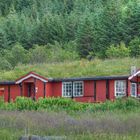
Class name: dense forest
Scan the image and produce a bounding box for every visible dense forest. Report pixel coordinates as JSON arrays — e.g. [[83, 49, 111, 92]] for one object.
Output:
[[0, 0, 140, 70]]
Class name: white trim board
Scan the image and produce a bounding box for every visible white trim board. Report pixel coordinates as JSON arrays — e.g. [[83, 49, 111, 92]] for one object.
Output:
[[129, 70, 140, 80], [16, 74, 48, 84]]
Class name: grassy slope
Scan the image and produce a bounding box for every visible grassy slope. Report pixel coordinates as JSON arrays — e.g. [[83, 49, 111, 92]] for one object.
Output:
[[0, 57, 140, 81]]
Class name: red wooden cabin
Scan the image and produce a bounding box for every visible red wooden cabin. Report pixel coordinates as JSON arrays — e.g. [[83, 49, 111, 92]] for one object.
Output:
[[0, 69, 140, 103]]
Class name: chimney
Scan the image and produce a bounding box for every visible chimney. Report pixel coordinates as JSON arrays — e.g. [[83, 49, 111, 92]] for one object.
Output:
[[131, 66, 136, 75]]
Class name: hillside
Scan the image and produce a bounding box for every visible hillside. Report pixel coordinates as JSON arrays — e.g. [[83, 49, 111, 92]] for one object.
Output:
[[0, 57, 140, 81], [0, 0, 140, 71]]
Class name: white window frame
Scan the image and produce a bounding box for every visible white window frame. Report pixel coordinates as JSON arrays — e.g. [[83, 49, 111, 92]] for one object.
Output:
[[73, 81, 84, 97], [62, 81, 84, 97], [115, 80, 126, 97], [62, 82, 73, 97], [131, 83, 137, 97]]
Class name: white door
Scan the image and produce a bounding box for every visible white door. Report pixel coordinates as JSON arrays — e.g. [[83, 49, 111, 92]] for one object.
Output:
[[131, 83, 137, 97]]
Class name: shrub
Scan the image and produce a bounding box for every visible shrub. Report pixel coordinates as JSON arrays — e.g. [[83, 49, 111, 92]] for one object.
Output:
[[15, 97, 36, 110], [46, 41, 80, 62], [106, 42, 131, 58], [4, 43, 29, 67], [0, 97, 4, 108], [0, 97, 140, 112], [128, 37, 140, 57], [29, 45, 48, 64], [0, 57, 12, 70]]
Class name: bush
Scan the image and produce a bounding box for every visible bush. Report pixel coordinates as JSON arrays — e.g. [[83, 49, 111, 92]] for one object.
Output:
[[106, 42, 131, 58], [29, 45, 48, 64], [0, 57, 12, 70], [0, 97, 140, 112], [4, 43, 29, 68], [15, 97, 36, 110], [128, 37, 140, 57], [46, 41, 80, 62]]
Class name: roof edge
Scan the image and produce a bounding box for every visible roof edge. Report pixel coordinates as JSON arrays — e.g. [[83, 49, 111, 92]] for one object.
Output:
[[49, 75, 129, 82], [0, 81, 15, 85], [0, 75, 130, 84], [15, 72, 49, 84], [129, 70, 140, 80]]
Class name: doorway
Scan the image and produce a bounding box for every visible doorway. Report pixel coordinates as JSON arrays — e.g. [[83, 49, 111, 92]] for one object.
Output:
[[25, 83, 35, 99]]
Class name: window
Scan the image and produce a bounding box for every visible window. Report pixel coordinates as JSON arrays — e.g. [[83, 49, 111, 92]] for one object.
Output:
[[115, 80, 126, 97], [131, 83, 137, 97], [73, 81, 83, 97], [62, 82, 72, 97], [62, 81, 84, 97]]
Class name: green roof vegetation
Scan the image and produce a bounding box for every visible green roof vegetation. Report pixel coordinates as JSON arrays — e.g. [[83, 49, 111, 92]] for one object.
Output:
[[0, 57, 140, 81]]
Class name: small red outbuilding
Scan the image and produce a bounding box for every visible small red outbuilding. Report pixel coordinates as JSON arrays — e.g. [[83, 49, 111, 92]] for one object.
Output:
[[0, 70, 140, 103]]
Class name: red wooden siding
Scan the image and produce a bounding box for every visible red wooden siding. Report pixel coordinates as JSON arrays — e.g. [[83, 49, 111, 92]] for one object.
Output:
[[46, 82, 52, 97], [109, 80, 115, 100], [4, 85, 20, 102], [10, 85, 20, 101], [138, 77, 140, 96], [0, 86, 4, 97], [74, 81, 94, 102], [35, 79, 44, 99], [96, 80, 106, 102], [127, 80, 131, 96], [84, 81, 94, 97], [52, 82, 62, 97]]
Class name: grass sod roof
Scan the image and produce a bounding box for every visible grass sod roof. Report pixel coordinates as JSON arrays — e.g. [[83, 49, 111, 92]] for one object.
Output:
[[0, 57, 140, 81]]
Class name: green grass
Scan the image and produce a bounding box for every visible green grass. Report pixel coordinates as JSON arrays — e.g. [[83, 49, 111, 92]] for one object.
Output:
[[0, 57, 140, 81], [0, 110, 140, 140], [0, 130, 140, 140]]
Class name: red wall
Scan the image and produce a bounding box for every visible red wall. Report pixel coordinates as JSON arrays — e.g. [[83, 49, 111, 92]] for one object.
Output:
[[0, 86, 4, 97], [35, 79, 44, 99], [108, 79, 131, 100], [52, 82, 62, 97], [128, 81, 131, 96], [46, 82, 53, 97], [74, 81, 94, 103], [109, 80, 115, 100], [3, 86, 7, 102], [10, 85, 20, 101], [4, 85, 20, 102], [84, 81, 94, 97], [96, 80, 106, 102], [138, 77, 140, 95], [0, 77, 133, 103]]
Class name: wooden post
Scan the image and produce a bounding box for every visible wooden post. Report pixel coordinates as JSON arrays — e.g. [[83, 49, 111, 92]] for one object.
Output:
[[71, 81, 74, 99], [44, 82, 46, 98], [94, 81, 96, 101], [34, 78, 36, 101], [19, 83, 23, 96], [8, 85, 10, 103], [137, 76, 139, 96], [126, 79, 129, 97], [106, 80, 109, 99]]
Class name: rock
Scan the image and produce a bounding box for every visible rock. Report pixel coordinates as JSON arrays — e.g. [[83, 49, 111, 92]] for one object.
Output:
[[30, 135, 42, 140], [19, 135, 66, 140], [19, 135, 41, 140], [42, 136, 66, 140], [19, 136, 29, 140]]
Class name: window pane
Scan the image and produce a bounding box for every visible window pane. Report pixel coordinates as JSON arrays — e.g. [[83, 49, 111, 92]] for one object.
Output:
[[115, 80, 126, 97], [63, 82, 72, 97], [131, 83, 137, 97], [73, 81, 83, 96]]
